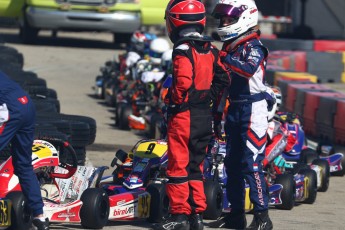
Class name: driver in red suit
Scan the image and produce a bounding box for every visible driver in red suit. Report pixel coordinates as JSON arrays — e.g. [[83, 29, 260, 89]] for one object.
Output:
[[153, 1, 230, 230]]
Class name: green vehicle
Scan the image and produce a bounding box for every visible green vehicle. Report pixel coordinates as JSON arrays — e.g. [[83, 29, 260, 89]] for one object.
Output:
[[0, 0, 169, 44]]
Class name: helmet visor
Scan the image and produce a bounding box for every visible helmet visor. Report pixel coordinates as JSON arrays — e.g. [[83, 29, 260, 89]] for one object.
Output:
[[149, 50, 163, 59], [211, 4, 246, 19]]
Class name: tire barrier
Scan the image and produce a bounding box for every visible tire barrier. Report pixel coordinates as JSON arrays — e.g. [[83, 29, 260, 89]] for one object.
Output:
[[303, 91, 345, 137], [285, 83, 332, 113], [273, 72, 318, 86], [314, 40, 345, 52], [0, 44, 96, 165]]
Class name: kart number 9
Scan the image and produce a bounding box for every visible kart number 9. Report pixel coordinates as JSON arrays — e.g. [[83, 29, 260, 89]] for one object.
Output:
[[145, 143, 156, 155], [32, 144, 46, 152]]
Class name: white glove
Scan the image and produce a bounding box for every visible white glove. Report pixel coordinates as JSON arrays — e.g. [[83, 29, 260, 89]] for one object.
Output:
[[0, 103, 9, 124]]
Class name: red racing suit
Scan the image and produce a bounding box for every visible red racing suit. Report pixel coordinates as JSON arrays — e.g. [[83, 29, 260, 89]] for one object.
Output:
[[165, 37, 230, 215]]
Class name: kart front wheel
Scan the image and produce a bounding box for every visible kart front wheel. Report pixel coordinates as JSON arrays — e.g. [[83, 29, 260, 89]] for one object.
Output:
[[146, 183, 169, 223], [275, 174, 295, 210], [312, 159, 330, 192], [6, 191, 32, 230], [80, 188, 110, 229], [203, 180, 223, 220], [299, 168, 317, 204]]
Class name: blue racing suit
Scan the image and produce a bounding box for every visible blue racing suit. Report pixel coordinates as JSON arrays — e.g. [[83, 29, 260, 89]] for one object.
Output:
[[217, 30, 270, 212], [0, 71, 44, 216]]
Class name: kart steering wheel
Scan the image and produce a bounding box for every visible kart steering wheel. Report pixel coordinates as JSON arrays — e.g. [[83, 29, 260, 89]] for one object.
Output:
[[42, 138, 78, 179]]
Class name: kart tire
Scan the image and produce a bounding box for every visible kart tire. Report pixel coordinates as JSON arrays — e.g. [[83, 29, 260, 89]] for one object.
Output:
[[119, 104, 132, 130], [331, 156, 345, 177], [115, 102, 126, 126], [203, 180, 223, 220], [6, 191, 32, 230], [80, 188, 110, 229], [275, 174, 295, 210], [312, 159, 330, 192], [146, 183, 169, 223], [300, 148, 319, 164], [113, 33, 132, 45], [299, 168, 317, 204], [148, 114, 162, 139]]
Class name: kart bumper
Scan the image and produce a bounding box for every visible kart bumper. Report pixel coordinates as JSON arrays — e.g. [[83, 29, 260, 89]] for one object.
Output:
[[25, 6, 141, 33]]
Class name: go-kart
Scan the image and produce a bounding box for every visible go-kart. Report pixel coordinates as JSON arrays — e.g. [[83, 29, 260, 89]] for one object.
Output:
[[204, 133, 318, 214], [316, 142, 345, 176], [100, 139, 169, 223], [0, 138, 110, 230], [279, 111, 344, 177], [100, 138, 224, 223]]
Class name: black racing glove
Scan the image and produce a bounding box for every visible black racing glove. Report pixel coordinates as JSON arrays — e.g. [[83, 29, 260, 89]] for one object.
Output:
[[213, 113, 224, 141], [167, 103, 182, 117]]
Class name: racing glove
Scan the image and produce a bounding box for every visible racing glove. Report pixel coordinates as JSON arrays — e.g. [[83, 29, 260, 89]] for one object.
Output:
[[166, 103, 184, 120], [213, 112, 224, 141], [273, 155, 286, 168]]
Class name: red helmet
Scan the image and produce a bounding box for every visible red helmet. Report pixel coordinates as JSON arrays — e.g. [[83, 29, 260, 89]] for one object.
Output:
[[165, 0, 206, 43]]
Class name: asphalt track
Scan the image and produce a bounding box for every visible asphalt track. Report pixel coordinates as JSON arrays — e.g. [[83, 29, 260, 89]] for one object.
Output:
[[1, 28, 345, 230]]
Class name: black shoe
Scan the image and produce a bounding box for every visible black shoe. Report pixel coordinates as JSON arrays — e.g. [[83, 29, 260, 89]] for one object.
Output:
[[152, 214, 190, 230], [32, 218, 49, 230], [190, 213, 204, 230], [208, 211, 247, 229], [246, 211, 273, 230]]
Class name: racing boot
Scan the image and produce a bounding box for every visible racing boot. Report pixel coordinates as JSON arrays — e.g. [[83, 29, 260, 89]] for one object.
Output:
[[246, 211, 273, 230], [189, 213, 204, 230], [152, 213, 190, 230], [32, 217, 50, 230], [208, 210, 247, 229]]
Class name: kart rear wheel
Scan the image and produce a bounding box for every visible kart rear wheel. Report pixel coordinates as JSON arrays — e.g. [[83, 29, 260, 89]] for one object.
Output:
[[203, 180, 223, 220], [119, 104, 132, 130], [312, 159, 330, 192], [275, 174, 295, 210], [80, 188, 110, 229], [299, 168, 317, 204], [6, 191, 32, 230], [146, 183, 169, 223], [300, 148, 319, 164]]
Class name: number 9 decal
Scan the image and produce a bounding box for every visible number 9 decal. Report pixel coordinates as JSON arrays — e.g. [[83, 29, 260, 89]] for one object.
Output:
[[145, 143, 156, 155]]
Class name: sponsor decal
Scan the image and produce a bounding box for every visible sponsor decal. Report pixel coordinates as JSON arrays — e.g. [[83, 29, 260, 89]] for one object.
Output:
[[113, 207, 135, 217], [117, 200, 126, 206], [253, 163, 258, 172], [163, 222, 179, 229], [17, 96, 28, 104], [330, 165, 339, 172], [57, 212, 76, 218], [254, 172, 264, 205]]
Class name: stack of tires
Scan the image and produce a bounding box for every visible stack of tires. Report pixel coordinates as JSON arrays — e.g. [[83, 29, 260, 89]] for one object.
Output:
[[0, 44, 96, 165]]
